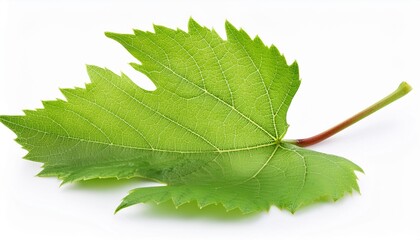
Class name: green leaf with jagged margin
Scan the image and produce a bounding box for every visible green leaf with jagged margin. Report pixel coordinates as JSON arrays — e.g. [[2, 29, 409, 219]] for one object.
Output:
[[0, 18, 362, 214]]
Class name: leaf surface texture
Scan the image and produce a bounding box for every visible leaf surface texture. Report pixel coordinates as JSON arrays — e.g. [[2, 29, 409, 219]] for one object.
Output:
[[0, 19, 362, 213]]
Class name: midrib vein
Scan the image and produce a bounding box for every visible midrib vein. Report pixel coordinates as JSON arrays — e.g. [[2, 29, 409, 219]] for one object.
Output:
[[2, 117, 277, 155]]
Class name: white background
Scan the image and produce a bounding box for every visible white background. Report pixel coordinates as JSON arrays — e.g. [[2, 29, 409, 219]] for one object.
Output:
[[0, 0, 419, 239]]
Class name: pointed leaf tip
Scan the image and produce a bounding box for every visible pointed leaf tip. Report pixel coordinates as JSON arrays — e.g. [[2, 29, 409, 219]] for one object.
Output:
[[114, 202, 127, 214], [188, 17, 201, 31], [104, 31, 116, 38]]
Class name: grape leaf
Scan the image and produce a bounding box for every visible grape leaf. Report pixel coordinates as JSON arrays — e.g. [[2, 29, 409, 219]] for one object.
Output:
[[0, 18, 362, 214]]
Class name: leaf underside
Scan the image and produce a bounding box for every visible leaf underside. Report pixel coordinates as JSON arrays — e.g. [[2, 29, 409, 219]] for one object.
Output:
[[0, 18, 362, 214]]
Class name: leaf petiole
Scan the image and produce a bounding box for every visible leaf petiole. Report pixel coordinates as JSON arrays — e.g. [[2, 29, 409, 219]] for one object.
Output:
[[285, 81, 412, 147]]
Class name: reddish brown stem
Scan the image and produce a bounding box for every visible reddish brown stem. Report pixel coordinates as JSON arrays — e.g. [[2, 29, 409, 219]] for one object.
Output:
[[285, 82, 412, 147]]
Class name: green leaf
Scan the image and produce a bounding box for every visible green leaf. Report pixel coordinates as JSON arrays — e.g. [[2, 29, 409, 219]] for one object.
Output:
[[116, 143, 361, 213], [0, 18, 362, 214]]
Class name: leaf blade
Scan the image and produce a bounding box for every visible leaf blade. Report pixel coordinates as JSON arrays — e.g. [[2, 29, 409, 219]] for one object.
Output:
[[116, 144, 362, 213], [0, 19, 362, 214]]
